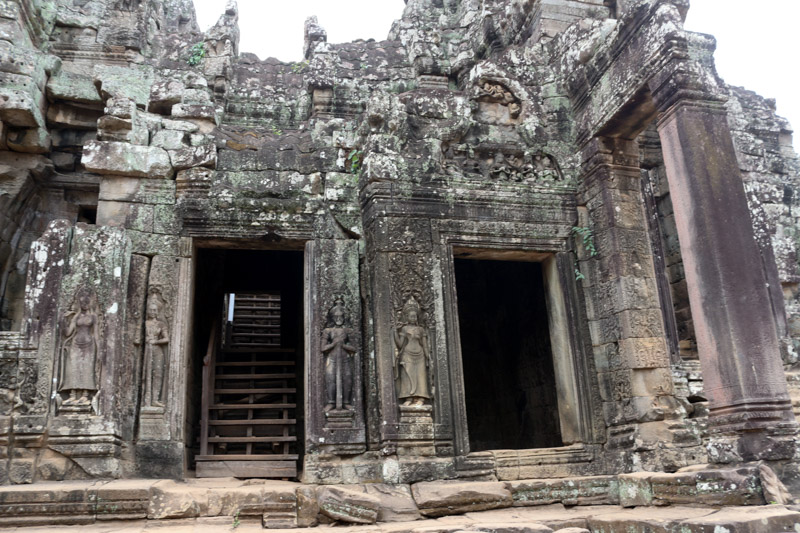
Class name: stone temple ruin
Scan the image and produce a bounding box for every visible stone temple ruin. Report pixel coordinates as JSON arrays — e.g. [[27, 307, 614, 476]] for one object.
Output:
[[2, 0, 800, 529]]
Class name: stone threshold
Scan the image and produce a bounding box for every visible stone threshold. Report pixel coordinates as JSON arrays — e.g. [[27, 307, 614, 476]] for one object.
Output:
[[0, 465, 793, 530]]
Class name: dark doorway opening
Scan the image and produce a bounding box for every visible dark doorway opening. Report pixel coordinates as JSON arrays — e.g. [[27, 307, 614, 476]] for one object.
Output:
[[189, 248, 304, 478], [454, 258, 563, 452]]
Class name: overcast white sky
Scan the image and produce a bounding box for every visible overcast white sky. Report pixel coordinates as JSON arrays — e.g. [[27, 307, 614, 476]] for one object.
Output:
[[193, 0, 800, 141]]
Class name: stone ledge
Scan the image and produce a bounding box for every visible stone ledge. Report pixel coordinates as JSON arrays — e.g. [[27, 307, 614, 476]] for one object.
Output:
[[2, 503, 800, 532], [0, 465, 790, 528]]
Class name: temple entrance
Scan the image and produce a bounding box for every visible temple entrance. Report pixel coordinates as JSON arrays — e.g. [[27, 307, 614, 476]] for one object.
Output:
[[454, 258, 563, 452], [189, 248, 304, 478]]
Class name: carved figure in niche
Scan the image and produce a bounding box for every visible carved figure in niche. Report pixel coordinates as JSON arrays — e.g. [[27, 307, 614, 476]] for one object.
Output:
[[59, 288, 100, 408], [478, 82, 508, 102], [394, 296, 432, 406], [143, 288, 169, 408], [489, 152, 511, 181], [533, 152, 560, 181], [463, 157, 482, 175], [0, 362, 22, 415], [477, 81, 521, 119], [321, 298, 357, 412], [508, 153, 527, 182]]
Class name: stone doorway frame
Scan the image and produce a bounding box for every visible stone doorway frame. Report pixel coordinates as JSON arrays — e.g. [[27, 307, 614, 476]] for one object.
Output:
[[439, 239, 604, 458], [185, 241, 309, 478]]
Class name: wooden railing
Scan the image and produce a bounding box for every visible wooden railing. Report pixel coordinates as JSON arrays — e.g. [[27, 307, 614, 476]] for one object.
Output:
[[199, 319, 218, 457]]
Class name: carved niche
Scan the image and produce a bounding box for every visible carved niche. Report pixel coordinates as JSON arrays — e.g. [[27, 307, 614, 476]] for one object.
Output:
[[389, 255, 435, 410], [321, 297, 358, 428], [142, 286, 170, 411], [443, 143, 563, 183], [393, 295, 432, 406], [57, 287, 102, 414], [0, 360, 21, 415], [474, 80, 522, 124]]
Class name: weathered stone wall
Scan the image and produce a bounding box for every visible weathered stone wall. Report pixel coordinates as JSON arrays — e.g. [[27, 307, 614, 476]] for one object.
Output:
[[0, 0, 798, 486]]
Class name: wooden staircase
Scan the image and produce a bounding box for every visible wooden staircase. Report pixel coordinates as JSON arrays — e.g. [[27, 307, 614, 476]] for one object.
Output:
[[196, 293, 299, 478]]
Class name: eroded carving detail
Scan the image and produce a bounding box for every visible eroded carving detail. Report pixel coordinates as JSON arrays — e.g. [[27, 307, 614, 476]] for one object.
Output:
[[0, 360, 21, 415], [476, 80, 521, 119], [58, 288, 101, 414]]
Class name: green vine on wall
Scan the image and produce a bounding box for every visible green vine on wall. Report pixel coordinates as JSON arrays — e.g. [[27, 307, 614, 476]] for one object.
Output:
[[572, 225, 597, 281], [572, 226, 597, 257]]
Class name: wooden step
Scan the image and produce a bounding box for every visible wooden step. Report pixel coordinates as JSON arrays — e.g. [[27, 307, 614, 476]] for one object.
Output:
[[214, 388, 295, 394], [210, 403, 296, 410], [215, 373, 296, 380], [231, 333, 281, 338], [208, 436, 297, 443], [220, 348, 295, 354], [215, 361, 295, 367], [195, 454, 299, 461], [209, 419, 297, 426]]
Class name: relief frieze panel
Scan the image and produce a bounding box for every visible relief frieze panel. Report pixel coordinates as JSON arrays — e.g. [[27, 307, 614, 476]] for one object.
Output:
[[443, 143, 563, 183]]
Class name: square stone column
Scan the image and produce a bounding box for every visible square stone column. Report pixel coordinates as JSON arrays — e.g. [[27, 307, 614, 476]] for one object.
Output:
[[651, 74, 797, 460], [579, 137, 701, 469]]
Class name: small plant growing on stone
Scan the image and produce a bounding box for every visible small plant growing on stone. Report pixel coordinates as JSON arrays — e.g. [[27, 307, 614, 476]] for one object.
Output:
[[232, 510, 241, 529], [187, 42, 206, 66], [572, 225, 596, 282], [291, 60, 309, 73], [572, 226, 597, 257], [271, 125, 283, 136], [347, 149, 363, 174]]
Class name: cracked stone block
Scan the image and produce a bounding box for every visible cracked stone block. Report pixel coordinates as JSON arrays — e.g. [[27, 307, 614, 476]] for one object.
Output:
[[169, 143, 216, 170], [46, 71, 102, 105], [147, 481, 209, 519], [82, 140, 173, 179], [316, 485, 380, 524], [412, 481, 514, 517], [618, 472, 654, 507]]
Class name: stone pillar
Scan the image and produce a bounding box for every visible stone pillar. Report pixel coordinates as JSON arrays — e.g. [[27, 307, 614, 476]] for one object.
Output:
[[650, 75, 797, 460], [579, 137, 694, 469], [304, 239, 366, 457]]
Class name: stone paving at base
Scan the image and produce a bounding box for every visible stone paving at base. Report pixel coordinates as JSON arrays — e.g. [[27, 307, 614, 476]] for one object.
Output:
[[5, 503, 800, 533], [2, 473, 800, 533]]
